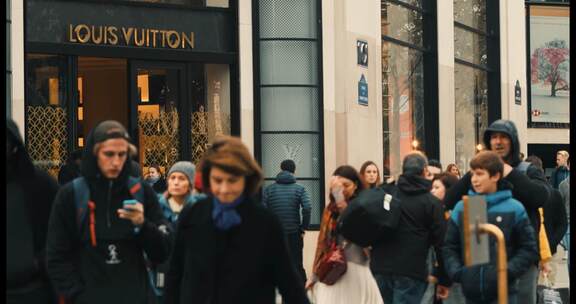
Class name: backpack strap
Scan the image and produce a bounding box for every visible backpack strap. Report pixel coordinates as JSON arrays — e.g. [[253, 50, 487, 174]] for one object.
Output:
[[516, 161, 531, 175], [72, 177, 97, 247]]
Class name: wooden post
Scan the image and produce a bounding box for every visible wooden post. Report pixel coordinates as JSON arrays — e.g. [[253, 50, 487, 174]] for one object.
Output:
[[478, 223, 508, 304]]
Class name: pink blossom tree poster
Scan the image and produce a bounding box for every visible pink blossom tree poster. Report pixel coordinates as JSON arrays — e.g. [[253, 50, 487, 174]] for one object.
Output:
[[529, 8, 569, 124]]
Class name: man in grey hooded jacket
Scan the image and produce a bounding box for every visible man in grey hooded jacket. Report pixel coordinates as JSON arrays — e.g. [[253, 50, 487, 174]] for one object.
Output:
[[444, 119, 551, 304]]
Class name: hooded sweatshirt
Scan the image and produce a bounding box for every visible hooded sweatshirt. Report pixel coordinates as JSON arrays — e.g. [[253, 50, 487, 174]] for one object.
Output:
[[443, 188, 538, 303], [6, 119, 59, 291], [45, 120, 171, 304], [370, 174, 448, 284], [444, 120, 550, 256], [262, 171, 312, 234]]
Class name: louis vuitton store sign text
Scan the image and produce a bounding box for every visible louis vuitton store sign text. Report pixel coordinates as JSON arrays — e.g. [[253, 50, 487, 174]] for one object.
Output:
[[68, 24, 195, 49]]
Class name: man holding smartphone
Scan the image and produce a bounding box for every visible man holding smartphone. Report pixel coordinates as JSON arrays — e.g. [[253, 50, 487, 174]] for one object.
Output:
[[46, 120, 171, 304]]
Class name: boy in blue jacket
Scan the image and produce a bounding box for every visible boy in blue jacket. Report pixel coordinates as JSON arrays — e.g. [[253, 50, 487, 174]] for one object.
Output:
[[442, 151, 538, 304]]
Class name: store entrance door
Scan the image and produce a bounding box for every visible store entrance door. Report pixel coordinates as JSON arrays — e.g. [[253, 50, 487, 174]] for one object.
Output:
[[129, 61, 188, 178]]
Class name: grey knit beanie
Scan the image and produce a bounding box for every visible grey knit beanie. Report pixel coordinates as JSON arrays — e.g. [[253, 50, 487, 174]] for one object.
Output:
[[168, 161, 196, 184]]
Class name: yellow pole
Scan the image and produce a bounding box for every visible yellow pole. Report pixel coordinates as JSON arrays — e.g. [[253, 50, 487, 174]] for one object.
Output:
[[478, 223, 508, 304]]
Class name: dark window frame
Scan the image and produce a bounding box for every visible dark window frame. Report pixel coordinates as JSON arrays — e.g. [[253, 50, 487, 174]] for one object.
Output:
[[524, 2, 570, 129], [252, 0, 325, 230]]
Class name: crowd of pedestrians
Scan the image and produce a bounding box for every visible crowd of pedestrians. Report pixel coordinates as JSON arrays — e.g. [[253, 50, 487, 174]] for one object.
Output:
[[6, 117, 570, 304]]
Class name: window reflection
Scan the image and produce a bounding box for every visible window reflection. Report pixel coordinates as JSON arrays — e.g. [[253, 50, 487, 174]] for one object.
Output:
[[454, 64, 488, 172], [381, 2, 424, 47], [454, 27, 488, 66], [382, 42, 425, 176], [454, 0, 486, 31]]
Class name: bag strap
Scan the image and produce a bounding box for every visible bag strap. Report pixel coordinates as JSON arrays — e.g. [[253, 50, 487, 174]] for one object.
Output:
[[72, 177, 90, 228], [72, 177, 96, 246]]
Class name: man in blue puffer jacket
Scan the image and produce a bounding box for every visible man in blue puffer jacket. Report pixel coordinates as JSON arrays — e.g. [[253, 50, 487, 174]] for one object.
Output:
[[262, 159, 311, 284], [443, 151, 538, 304]]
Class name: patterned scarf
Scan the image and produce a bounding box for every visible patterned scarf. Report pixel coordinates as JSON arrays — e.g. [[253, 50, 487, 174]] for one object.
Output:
[[312, 199, 342, 275]]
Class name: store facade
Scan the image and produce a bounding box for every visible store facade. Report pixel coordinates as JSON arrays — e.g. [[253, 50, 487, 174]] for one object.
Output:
[[23, 0, 238, 177], [8, 0, 570, 279]]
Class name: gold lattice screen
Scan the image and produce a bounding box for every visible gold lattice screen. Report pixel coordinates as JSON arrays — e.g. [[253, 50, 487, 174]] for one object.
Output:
[[190, 109, 231, 164], [138, 110, 180, 173], [26, 106, 68, 179]]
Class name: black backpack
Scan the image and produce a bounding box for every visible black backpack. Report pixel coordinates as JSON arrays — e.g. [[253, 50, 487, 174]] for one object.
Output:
[[338, 186, 401, 247]]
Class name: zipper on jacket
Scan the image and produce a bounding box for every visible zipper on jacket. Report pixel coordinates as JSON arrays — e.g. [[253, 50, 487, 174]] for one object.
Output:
[[107, 180, 113, 228]]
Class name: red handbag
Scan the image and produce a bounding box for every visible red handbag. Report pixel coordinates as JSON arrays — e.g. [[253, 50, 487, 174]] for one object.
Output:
[[316, 242, 347, 285]]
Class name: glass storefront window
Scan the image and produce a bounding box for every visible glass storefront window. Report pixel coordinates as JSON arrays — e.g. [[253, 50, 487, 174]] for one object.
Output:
[[190, 64, 232, 164], [381, 0, 432, 177], [25, 54, 69, 178], [259, 0, 317, 39], [260, 40, 318, 86], [454, 63, 488, 171], [454, 27, 488, 66], [382, 41, 425, 176], [256, 0, 323, 227], [454, 0, 486, 31], [453, 0, 494, 171], [136, 67, 183, 174], [381, 2, 424, 47]]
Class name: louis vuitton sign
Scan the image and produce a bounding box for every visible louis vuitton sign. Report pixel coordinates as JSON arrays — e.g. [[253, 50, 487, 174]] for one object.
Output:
[[68, 24, 194, 49], [27, 0, 235, 54]]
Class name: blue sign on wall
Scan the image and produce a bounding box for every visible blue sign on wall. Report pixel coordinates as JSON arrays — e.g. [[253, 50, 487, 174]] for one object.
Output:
[[358, 74, 368, 106]]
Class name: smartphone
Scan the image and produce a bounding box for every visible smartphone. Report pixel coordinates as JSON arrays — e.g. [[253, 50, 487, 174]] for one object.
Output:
[[122, 199, 139, 210]]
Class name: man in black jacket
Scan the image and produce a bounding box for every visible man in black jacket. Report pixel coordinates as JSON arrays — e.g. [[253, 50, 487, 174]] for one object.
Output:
[[46, 120, 171, 304], [371, 152, 449, 303], [525, 155, 568, 256], [7, 119, 60, 304], [444, 119, 551, 304]]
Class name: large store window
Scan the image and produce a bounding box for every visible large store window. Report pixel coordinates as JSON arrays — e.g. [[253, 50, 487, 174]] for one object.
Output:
[[381, 0, 438, 176], [454, 0, 500, 171], [25, 54, 70, 178], [254, 0, 324, 228]]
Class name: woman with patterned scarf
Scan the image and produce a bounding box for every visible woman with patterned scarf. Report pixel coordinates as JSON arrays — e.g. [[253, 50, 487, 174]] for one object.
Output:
[[307, 165, 383, 304]]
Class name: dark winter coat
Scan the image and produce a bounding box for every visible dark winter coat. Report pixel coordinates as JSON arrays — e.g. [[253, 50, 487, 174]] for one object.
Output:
[[7, 119, 59, 296], [444, 119, 550, 262], [164, 196, 310, 304], [550, 166, 569, 190], [543, 189, 568, 255], [151, 193, 206, 296], [370, 174, 449, 285], [148, 177, 167, 194], [262, 171, 312, 234], [443, 189, 538, 303], [45, 121, 172, 304], [58, 162, 81, 186]]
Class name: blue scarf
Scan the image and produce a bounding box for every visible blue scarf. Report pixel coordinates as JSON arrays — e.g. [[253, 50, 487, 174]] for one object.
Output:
[[212, 195, 245, 231]]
